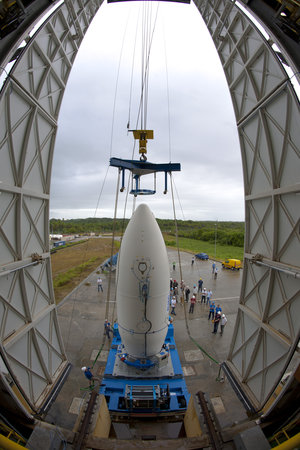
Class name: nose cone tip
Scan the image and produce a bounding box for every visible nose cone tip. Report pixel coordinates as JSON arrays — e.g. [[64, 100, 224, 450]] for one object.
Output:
[[135, 203, 151, 214], [132, 203, 154, 224]]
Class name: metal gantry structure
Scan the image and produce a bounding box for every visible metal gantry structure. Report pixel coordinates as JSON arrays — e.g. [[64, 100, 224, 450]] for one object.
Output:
[[0, 0, 104, 418], [0, 0, 299, 420], [193, 0, 300, 410]]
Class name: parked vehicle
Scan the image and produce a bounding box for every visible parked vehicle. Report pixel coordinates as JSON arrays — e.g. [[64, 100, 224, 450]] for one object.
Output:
[[195, 253, 209, 260], [222, 259, 242, 270]]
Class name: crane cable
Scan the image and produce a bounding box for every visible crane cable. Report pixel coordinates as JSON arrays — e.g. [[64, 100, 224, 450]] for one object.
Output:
[[91, 7, 136, 368], [110, 4, 159, 323], [91, 169, 121, 370], [162, 18, 172, 163], [170, 174, 220, 369], [134, 2, 160, 133], [109, 8, 132, 158], [127, 6, 140, 131], [96, 4, 160, 333]]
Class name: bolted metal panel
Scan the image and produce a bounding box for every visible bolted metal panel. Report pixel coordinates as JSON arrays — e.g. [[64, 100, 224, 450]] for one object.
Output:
[[194, 0, 300, 410], [0, 0, 104, 413]]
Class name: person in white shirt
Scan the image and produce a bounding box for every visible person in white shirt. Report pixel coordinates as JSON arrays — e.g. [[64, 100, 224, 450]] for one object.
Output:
[[220, 314, 227, 335], [97, 277, 103, 292], [171, 296, 177, 315]]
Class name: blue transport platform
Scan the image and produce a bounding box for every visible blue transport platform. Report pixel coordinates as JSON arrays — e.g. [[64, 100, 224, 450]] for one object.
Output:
[[99, 322, 190, 418]]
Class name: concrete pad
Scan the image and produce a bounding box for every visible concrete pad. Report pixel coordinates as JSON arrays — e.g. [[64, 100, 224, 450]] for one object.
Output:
[[182, 365, 196, 376], [47, 248, 248, 433], [90, 349, 108, 361], [69, 397, 84, 415], [97, 366, 105, 376], [211, 396, 226, 414], [194, 360, 214, 376], [184, 349, 204, 362]]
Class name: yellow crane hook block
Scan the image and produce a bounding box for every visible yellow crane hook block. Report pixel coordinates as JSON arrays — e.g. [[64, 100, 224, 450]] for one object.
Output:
[[132, 130, 154, 159]]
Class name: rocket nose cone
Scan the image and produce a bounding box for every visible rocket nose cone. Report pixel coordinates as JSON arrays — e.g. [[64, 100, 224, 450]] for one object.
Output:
[[116, 203, 169, 359], [133, 203, 152, 220]]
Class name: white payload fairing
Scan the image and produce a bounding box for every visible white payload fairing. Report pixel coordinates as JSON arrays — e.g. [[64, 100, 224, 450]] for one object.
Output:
[[116, 203, 170, 361]]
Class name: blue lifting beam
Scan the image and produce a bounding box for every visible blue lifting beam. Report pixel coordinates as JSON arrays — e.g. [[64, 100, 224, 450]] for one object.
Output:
[[110, 157, 181, 196]]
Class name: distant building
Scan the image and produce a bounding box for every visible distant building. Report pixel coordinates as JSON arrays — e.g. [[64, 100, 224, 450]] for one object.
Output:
[[50, 234, 63, 241]]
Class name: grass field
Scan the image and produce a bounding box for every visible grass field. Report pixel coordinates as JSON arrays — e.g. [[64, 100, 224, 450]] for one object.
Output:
[[164, 235, 244, 261], [51, 238, 119, 304], [51, 235, 243, 304]]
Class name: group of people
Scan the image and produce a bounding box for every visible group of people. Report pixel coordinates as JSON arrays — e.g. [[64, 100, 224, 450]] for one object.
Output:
[[169, 278, 182, 315], [169, 276, 228, 335], [208, 302, 227, 334]]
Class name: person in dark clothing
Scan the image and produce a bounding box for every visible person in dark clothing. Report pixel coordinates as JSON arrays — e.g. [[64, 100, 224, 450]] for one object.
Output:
[[185, 286, 190, 303], [212, 313, 221, 334], [82, 367, 95, 386], [198, 278, 203, 291], [104, 319, 113, 339]]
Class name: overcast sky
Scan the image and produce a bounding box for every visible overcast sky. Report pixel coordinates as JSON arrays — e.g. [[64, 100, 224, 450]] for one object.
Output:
[[50, 0, 245, 222]]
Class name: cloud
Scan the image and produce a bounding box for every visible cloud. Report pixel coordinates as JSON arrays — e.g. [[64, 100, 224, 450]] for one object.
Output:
[[50, 1, 244, 221]]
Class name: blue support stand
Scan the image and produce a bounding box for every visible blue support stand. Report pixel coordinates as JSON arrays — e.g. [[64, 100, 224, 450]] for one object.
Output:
[[99, 322, 190, 417]]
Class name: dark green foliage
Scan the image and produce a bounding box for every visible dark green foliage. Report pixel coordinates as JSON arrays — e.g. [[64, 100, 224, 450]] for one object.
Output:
[[50, 217, 129, 235], [50, 217, 245, 248]]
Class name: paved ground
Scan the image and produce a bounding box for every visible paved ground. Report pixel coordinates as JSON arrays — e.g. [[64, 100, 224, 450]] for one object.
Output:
[[45, 248, 247, 437]]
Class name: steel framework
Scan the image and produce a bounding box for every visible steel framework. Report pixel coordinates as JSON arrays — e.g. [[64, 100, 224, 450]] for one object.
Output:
[[193, 0, 300, 409], [0, 0, 104, 414], [0, 0, 299, 415]]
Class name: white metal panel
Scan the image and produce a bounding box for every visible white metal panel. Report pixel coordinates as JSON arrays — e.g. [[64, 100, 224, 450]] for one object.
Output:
[[0, 0, 104, 412], [194, 0, 300, 410]]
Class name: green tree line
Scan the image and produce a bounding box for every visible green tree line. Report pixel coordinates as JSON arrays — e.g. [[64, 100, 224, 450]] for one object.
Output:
[[50, 218, 245, 248]]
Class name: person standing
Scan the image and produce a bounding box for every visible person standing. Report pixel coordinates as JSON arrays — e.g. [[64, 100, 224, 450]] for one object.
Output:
[[220, 314, 228, 335], [172, 261, 176, 271], [207, 289, 212, 305], [192, 284, 198, 297], [214, 267, 218, 279], [185, 286, 190, 303], [97, 277, 103, 292], [215, 304, 222, 317], [208, 301, 215, 320], [212, 262, 216, 274], [189, 295, 196, 313], [198, 278, 203, 292], [173, 280, 178, 297], [104, 319, 113, 339], [81, 366, 95, 387], [191, 257, 195, 266], [171, 296, 177, 315], [212, 312, 221, 334], [180, 280, 185, 305], [180, 280, 185, 294], [201, 288, 207, 304]]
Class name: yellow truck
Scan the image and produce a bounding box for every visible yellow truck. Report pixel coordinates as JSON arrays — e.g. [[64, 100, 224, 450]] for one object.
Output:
[[221, 259, 242, 270]]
